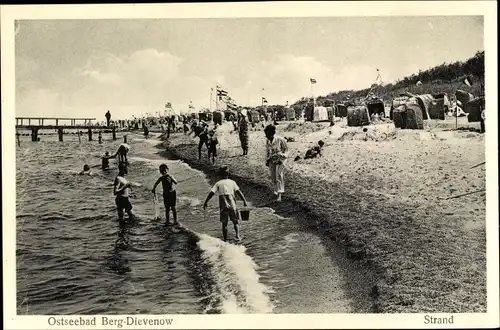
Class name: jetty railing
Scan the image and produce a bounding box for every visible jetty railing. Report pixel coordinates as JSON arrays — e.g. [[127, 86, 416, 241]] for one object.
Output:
[[15, 117, 119, 142]]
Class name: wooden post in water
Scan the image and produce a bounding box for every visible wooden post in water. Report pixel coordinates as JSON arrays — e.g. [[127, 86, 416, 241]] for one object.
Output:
[[31, 128, 38, 142], [123, 135, 127, 143], [78, 130, 82, 144], [88, 127, 93, 141], [58, 127, 64, 142], [16, 131, 21, 147], [112, 127, 117, 140]]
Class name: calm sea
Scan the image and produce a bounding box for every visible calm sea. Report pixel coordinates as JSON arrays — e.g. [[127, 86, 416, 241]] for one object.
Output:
[[16, 131, 363, 314]]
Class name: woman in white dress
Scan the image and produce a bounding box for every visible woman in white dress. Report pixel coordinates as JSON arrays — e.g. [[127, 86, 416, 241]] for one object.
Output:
[[264, 125, 288, 202]]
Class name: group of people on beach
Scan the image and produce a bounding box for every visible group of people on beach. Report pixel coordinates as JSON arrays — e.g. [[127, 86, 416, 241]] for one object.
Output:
[[80, 132, 249, 241], [81, 109, 294, 241], [182, 114, 289, 203]]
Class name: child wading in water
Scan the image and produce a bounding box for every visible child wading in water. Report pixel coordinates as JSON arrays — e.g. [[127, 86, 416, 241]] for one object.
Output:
[[114, 162, 135, 223], [152, 164, 179, 226], [203, 166, 248, 242], [102, 151, 110, 170]]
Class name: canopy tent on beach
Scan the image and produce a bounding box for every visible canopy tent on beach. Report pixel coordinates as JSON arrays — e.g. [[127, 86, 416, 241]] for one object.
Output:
[[414, 94, 448, 120], [414, 95, 433, 120], [465, 97, 485, 123], [327, 106, 335, 122], [312, 106, 329, 122], [336, 104, 348, 118], [392, 103, 424, 130], [429, 93, 450, 120], [347, 106, 371, 127], [455, 89, 475, 107], [285, 107, 296, 121], [392, 105, 406, 128], [390, 95, 412, 120], [366, 98, 386, 117]]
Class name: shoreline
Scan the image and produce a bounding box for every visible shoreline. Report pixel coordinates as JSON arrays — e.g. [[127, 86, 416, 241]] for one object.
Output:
[[158, 121, 486, 313], [154, 144, 378, 313]]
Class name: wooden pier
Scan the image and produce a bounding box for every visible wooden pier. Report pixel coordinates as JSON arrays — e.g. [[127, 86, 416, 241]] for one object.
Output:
[[15, 117, 118, 142]]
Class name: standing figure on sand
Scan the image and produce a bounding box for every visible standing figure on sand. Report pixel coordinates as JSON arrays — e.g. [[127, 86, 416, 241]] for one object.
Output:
[[114, 162, 135, 224], [197, 124, 209, 160], [152, 164, 179, 226], [207, 130, 219, 164], [265, 124, 288, 202], [203, 166, 248, 242], [238, 112, 249, 156]]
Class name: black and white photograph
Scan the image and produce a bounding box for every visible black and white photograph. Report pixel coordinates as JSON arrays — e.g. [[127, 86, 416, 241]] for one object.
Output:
[[2, 2, 498, 329]]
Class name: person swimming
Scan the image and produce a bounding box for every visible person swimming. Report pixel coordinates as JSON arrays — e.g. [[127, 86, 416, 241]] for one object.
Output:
[[79, 164, 92, 176], [102, 151, 110, 170]]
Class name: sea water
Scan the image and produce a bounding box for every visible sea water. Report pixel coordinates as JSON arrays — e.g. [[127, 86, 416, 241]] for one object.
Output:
[[15, 132, 361, 314]]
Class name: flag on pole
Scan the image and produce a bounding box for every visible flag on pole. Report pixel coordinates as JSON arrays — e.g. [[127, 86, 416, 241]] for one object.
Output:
[[310, 78, 317, 84], [217, 87, 228, 97], [375, 68, 382, 83], [463, 77, 472, 87], [262, 97, 268, 104]]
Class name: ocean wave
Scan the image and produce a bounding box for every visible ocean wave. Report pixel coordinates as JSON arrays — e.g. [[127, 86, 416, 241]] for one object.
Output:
[[132, 137, 163, 145], [194, 233, 275, 314], [129, 157, 178, 168], [179, 196, 202, 207]]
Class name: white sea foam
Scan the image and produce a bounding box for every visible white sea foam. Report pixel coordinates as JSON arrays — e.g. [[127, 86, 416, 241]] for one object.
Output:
[[129, 157, 178, 168], [179, 196, 202, 207], [132, 137, 163, 145], [196, 233, 275, 314]]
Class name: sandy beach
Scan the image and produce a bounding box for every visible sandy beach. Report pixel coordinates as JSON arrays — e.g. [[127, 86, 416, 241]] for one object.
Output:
[[163, 119, 486, 313]]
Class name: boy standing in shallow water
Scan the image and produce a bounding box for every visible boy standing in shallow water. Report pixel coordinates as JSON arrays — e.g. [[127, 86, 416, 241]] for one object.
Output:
[[114, 162, 135, 223], [203, 167, 248, 242], [152, 164, 179, 226]]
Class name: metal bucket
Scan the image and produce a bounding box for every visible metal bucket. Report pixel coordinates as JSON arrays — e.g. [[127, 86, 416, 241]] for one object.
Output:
[[240, 209, 250, 221]]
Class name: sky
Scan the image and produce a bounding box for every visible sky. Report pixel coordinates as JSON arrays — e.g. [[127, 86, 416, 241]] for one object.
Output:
[[15, 16, 483, 119]]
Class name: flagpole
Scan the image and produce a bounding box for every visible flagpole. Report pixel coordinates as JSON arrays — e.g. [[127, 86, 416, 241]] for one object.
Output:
[[311, 81, 315, 111], [210, 89, 213, 112]]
